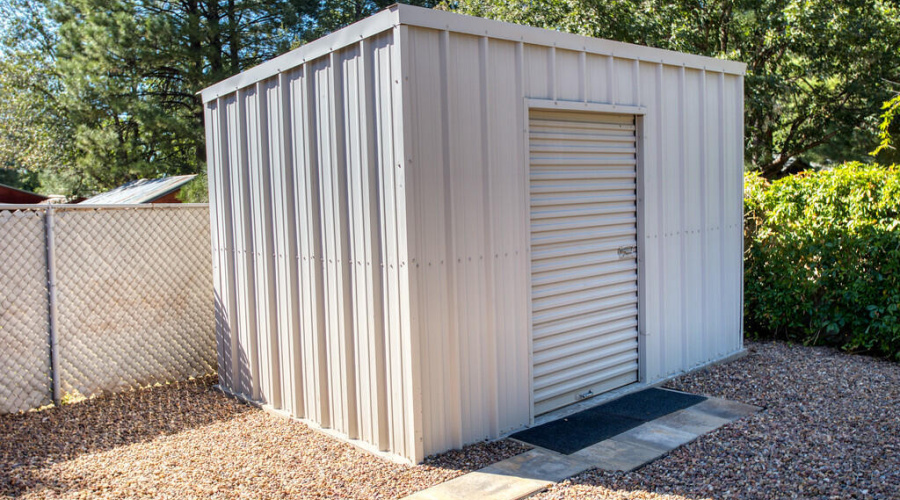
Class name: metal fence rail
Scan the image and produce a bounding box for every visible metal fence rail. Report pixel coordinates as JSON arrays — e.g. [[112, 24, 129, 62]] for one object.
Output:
[[0, 204, 215, 413]]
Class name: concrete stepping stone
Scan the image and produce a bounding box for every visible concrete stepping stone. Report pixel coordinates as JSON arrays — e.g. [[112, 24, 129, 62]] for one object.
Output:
[[609, 420, 698, 452], [691, 397, 761, 420], [652, 405, 732, 435], [402, 469, 553, 500], [571, 437, 664, 472], [404, 449, 591, 500], [482, 449, 591, 482]]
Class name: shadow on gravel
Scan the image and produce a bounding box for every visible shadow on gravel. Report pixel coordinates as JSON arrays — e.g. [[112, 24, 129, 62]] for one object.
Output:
[[0, 376, 249, 497]]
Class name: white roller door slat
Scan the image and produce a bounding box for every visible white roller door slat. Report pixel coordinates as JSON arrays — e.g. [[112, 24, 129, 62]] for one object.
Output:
[[531, 239, 634, 263], [533, 305, 638, 339], [530, 180, 636, 194], [534, 337, 638, 379], [533, 318, 638, 352], [530, 226, 636, 247], [530, 145, 637, 154], [529, 132, 636, 143], [530, 158, 636, 167], [530, 204, 636, 221], [530, 193, 635, 207], [532, 293, 637, 327], [529, 109, 639, 415]]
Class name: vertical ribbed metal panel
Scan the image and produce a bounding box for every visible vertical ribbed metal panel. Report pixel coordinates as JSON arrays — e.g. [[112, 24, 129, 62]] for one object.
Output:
[[528, 109, 640, 415], [404, 27, 744, 457], [204, 10, 744, 462], [205, 30, 422, 463]]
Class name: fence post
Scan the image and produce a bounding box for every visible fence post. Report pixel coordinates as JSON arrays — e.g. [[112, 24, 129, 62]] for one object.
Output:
[[45, 206, 61, 407]]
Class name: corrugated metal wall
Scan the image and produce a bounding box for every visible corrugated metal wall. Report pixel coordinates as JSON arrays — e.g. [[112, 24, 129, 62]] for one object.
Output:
[[403, 26, 744, 457], [205, 29, 422, 462], [204, 5, 744, 463]]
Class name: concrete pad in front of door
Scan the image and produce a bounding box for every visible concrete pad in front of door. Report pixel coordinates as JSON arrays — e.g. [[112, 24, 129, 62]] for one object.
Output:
[[402, 396, 760, 500]]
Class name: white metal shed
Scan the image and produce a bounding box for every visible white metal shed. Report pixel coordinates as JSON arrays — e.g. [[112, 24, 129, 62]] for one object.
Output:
[[202, 4, 746, 464]]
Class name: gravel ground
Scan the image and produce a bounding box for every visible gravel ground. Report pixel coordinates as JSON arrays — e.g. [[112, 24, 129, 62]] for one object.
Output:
[[536, 340, 900, 500], [0, 377, 528, 499], [2, 341, 897, 499]]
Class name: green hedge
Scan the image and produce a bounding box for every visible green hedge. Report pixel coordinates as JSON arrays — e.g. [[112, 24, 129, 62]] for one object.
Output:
[[744, 164, 900, 360]]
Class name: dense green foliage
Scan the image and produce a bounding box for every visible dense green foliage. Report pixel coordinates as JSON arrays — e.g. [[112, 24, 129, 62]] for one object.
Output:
[[872, 95, 899, 159], [0, 0, 432, 198], [744, 165, 900, 359], [448, 0, 900, 175]]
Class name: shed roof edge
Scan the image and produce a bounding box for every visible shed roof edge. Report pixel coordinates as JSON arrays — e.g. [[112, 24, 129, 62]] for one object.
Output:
[[398, 5, 747, 75], [201, 6, 400, 102], [201, 4, 747, 103]]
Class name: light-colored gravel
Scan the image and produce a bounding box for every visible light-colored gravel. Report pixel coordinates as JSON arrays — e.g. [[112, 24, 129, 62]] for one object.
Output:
[[536, 340, 900, 499], [0, 377, 528, 499]]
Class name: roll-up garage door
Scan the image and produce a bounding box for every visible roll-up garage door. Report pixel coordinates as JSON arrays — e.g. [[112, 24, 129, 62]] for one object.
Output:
[[529, 109, 639, 416]]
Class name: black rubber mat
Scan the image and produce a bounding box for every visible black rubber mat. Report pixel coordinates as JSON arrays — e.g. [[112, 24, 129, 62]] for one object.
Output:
[[511, 388, 706, 455]]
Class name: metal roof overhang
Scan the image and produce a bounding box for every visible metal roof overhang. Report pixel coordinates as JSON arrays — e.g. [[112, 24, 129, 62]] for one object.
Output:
[[200, 4, 747, 103]]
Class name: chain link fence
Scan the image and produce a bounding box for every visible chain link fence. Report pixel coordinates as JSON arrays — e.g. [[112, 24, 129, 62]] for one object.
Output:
[[0, 205, 215, 413], [0, 209, 51, 413]]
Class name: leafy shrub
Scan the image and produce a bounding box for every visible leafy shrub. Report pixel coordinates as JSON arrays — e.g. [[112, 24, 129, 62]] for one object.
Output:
[[744, 164, 900, 360]]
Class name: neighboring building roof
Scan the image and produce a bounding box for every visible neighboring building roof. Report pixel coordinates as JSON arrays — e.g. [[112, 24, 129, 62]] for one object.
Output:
[[0, 183, 49, 204], [80, 175, 197, 204]]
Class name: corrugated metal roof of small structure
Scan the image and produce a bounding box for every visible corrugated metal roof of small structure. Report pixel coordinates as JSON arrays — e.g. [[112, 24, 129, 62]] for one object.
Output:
[[200, 4, 747, 103], [79, 175, 197, 204]]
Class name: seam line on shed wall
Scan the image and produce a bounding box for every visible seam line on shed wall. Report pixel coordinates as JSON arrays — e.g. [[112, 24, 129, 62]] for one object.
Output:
[[438, 29, 463, 450], [677, 66, 687, 372]]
